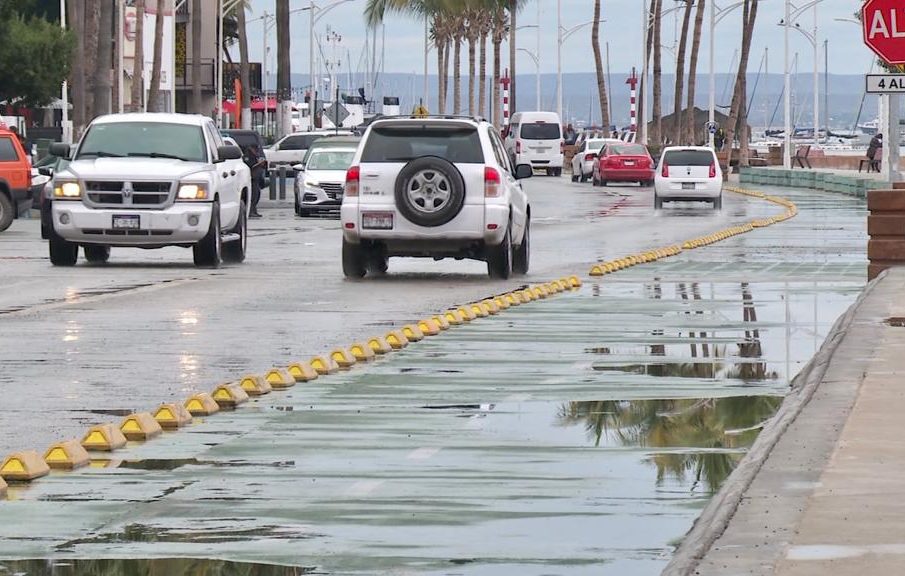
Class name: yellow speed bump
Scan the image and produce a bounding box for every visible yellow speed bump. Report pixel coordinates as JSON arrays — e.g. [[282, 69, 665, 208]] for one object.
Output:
[[417, 319, 442, 336], [119, 412, 163, 441], [385, 330, 410, 349], [568, 275, 582, 288], [238, 375, 272, 396], [470, 303, 490, 317], [503, 293, 521, 306], [185, 393, 220, 416], [457, 306, 478, 321], [331, 348, 357, 368], [444, 309, 465, 325], [0, 451, 50, 482], [350, 342, 376, 361], [81, 423, 127, 452], [154, 403, 193, 430], [265, 368, 297, 389], [402, 324, 425, 342], [545, 282, 561, 294], [212, 382, 249, 408], [493, 296, 511, 309], [44, 439, 90, 471], [530, 286, 547, 299], [310, 356, 340, 375], [368, 336, 393, 354], [287, 362, 319, 382], [432, 314, 451, 329], [519, 290, 534, 302]]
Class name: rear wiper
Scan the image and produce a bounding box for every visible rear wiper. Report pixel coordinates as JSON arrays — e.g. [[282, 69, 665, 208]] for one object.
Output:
[[78, 151, 124, 158], [127, 152, 189, 161]]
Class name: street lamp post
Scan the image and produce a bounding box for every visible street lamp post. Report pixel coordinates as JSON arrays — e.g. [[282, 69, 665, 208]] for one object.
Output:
[[518, 48, 540, 110], [217, 0, 242, 128], [780, 0, 824, 168], [60, 0, 70, 143], [709, 1, 750, 149], [557, 12, 606, 121]]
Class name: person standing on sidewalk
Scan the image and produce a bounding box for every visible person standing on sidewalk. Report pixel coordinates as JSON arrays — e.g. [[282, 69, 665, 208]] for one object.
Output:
[[243, 143, 265, 218]]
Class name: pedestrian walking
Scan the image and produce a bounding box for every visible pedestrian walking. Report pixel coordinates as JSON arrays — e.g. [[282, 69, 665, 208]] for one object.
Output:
[[244, 143, 265, 218]]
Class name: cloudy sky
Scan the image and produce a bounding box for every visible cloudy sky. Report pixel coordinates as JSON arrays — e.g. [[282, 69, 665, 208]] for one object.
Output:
[[242, 0, 875, 78]]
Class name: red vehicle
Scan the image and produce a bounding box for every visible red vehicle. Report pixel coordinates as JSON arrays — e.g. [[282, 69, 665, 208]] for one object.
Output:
[[592, 143, 655, 187]]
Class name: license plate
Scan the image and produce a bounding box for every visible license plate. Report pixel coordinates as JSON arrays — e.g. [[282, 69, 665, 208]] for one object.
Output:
[[624, 160, 636, 166], [682, 182, 695, 190], [112, 214, 140, 230], [362, 212, 394, 230]]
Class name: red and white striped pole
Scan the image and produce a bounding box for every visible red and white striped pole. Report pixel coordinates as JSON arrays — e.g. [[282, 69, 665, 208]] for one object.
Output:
[[501, 69, 511, 127], [626, 67, 639, 134]]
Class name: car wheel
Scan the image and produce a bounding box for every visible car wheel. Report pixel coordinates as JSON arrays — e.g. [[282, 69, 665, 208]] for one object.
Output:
[[0, 192, 13, 232], [83, 245, 110, 264], [512, 217, 530, 275], [222, 201, 247, 264], [193, 201, 221, 268], [571, 172, 579, 183], [580, 172, 589, 183], [49, 236, 78, 266], [713, 195, 723, 210], [592, 173, 599, 186], [342, 238, 367, 278], [366, 246, 389, 275], [487, 224, 513, 280], [654, 195, 663, 210], [395, 156, 465, 227], [600, 178, 608, 187]]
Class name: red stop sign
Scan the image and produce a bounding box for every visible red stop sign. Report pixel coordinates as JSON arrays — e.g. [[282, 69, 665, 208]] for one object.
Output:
[[864, 0, 905, 65]]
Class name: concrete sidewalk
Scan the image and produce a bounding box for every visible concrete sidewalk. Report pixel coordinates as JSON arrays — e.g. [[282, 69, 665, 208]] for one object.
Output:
[[665, 267, 905, 575]]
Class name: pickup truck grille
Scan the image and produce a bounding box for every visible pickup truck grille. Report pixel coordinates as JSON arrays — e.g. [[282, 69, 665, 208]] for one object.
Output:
[[320, 182, 344, 200], [85, 180, 173, 208]]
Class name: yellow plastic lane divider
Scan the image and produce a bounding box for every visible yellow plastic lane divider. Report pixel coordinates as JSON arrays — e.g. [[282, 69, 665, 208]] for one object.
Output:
[[0, 451, 50, 482], [120, 412, 164, 441], [239, 375, 272, 397], [185, 393, 220, 416], [589, 186, 798, 277], [212, 383, 249, 409], [287, 362, 319, 382], [331, 348, 357, 368], [154, 403, 194, 430], [44, 439, 90, 471], [265, 368, 297, 389], [368, 336, 394, 354], [81, 423, 127, 452], [350, 342, 376, 362]]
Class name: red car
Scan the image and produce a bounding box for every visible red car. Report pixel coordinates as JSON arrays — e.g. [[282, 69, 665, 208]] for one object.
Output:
[[592, 143, 655, 187]]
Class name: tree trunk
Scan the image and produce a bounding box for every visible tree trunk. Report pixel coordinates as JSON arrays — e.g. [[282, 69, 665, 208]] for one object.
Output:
[[672, 0, 693, 144], [651, 0, 663, 147], [191, 0, 202, 113], [592, 0, 610, 129], [468, 35, 476, 116], [479, 31, 488, 118], [724, 0, 758, 169], [94, 1, 113, 117], [685, 0, 706, 145], [83, 0, 101, 122], [146, 0, 166, 112], [276, 0, 291, 136], [492, 32, 501, 128], [453, 37, 462, 114], [68, 0, 85, 131], [638, 0, 656, 137], [508, 0, 516, 113], [237, 4, 251, 129], [130, 0, 145, 113], [437, 40, 445, 114]]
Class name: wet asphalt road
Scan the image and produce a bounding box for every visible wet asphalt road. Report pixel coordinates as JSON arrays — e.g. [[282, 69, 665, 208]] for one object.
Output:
[[0, 176, 753, 456]]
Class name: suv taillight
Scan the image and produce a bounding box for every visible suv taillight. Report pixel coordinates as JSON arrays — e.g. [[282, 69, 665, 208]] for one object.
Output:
[[709, 161, 717, 178], [661, 161, 669, 178], [345, 165, 360, 196], [584, 153, 596, 161], [516, 140, 521, 154], [484, 167, 501, 197]]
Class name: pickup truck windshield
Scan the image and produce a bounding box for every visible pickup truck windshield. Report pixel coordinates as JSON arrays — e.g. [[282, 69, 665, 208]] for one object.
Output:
[[77, 122, 207, 162]]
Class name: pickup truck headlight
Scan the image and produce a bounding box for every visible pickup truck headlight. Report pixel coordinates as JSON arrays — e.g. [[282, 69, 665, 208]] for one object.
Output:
[[53, 181, 82, 199], [304, 179, 321, 190], [176, 183, 209, 200]]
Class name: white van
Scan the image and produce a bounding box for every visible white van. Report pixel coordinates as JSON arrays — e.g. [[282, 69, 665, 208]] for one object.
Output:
[[505, 111, 564, 176]]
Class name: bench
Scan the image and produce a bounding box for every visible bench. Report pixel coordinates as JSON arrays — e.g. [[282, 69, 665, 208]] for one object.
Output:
[[749, 149, 769, 167], [859, 156, 881, 173], [793, 145, 812, 169]]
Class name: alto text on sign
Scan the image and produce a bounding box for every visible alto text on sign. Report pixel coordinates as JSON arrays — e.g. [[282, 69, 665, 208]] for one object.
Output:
[[863, 0, 905, 65]]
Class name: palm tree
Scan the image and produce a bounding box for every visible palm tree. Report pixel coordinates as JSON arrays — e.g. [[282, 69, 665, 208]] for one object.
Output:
[[724, 0, 758, 167], [684, 0, 706, 145], [490, 3, 507, 127], [476, 3, 492, 118], [146, 0, 166, 112], [672, 0, 693, 144], [130, 0, 145, 112], [191, 0, 202, 113], [465, 5, 479, 115], [650, 0, 663, 146], [451, 11, 464, 113], [276, 0, 291, 136], [94, 2, 113, 116], [83, 0, 100, 121], [591, 0, 609, 130], [234, 1, 251, 129]]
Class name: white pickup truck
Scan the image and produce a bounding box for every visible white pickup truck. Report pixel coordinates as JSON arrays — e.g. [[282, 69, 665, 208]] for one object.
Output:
[[264, 130, 353, 170], [43, 113, 251, 268]]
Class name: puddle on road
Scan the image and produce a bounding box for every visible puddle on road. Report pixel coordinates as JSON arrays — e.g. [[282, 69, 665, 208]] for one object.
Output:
[[0, 557, 313, 575]]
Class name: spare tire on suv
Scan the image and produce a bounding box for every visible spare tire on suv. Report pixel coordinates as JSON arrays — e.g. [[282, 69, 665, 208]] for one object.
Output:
[[394, 156, 466, 227]]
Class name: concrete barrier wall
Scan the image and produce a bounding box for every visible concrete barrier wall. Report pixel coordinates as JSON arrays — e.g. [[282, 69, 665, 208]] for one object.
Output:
[[739, 166, 889, 198]]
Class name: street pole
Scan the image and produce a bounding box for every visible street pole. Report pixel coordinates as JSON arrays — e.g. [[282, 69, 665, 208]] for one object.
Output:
[[640, 0, 649, 145], [708, 0, 715, 148], [310, 0, 315, 130], [217, 0, 224, 128], [116, 0, 124, 113], [262, 12, 269, 138], [60, 0, 70, 143], [537, 0, 541, 111], [423, 16, 429, 110], [556, 0, 562, 119], [783, 0, 791, 169], [812, 4, 818, 146]]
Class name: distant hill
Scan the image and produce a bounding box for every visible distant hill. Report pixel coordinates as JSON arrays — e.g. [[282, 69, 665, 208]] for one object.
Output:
[[290, 72, 877, 129]]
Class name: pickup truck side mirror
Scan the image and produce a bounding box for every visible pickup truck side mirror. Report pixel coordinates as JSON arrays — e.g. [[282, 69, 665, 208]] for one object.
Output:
[[514, 164, 533, 180], [216, 145, 243, 162], [292, 164, 305, 172], [38, 166, 54, 177], [49, 143, 70, 158]]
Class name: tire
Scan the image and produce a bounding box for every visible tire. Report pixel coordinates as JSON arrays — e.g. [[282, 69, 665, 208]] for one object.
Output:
[[394, 156, 465, 227], [592, 173, 599, 187], [83, 245, 110, 264], [193, 201, 221, 268], [487, 224, 513, 280], [600, 178, 607, 187], [342, 238, 367, 278], [555, 168, 562, 177], [571, 172, 579, 183], [222, 201, 247, 263], [49, 236, 78, 266], [0, 192, 13, 232], [366, 246, 389, 276], [654, 195, 663, 210], [512, 217, 530, 275], [580, 172, 589, 183], [713, 195, 723, 210]]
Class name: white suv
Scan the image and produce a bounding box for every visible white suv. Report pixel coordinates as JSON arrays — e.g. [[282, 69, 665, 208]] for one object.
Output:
[[340, 117, 532, 279], [654, 146, 723, 209]]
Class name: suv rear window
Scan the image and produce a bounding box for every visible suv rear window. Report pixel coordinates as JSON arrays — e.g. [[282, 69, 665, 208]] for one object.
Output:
[[361, 125, 483, 163], [0, 137, 19, 162], [663, 150, 714, 166], [520, 122, 561, 140]]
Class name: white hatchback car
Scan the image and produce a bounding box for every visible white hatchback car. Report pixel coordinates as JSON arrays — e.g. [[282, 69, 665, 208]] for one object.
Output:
[[341, 117, 532, 279], [654, 146, 723, 209]]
